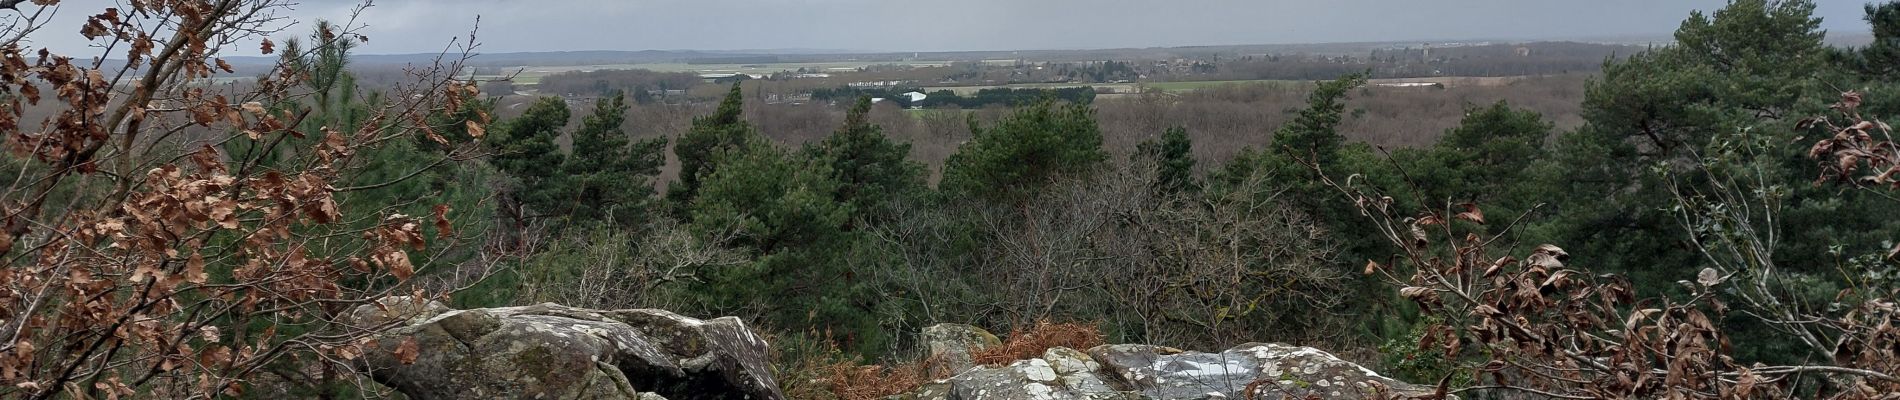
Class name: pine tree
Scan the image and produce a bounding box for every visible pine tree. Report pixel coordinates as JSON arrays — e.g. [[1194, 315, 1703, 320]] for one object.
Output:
[[560, 92, 666, 228], [686, 140, 886, 352], [670, 83, 758, 212], [1269, 73, 1367, 167], [1134, 126, 1196, 193], [941, 98, 1105, 202], [489, 97, 570, 227], [803, 96, 926, 220]]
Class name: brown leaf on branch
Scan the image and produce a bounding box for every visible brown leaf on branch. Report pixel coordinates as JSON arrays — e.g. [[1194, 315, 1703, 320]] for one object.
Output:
[[1454, 203, 1486, 225], [465, 120, 485, 139], [1696, 267, 1724, 287], [432, 204, 454, 238], [185, 253, 207, 284], [1528, 244, 1567, 270], [1835, 91, 1864, 113], [1485, 256, 1517, 278]]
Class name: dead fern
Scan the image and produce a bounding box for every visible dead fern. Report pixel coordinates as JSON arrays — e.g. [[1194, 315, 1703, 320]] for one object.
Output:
[[970, 321, 1105, 366]]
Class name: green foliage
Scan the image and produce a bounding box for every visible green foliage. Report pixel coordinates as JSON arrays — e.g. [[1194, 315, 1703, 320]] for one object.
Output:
[[671, 82, 759, 212], [1395, 101, 1551, 223], [558, 93, 667, 228], [1205, 73, 1397, 340], [1271, 73, 1369, 166], [803, 96, 927, 220], [1517, 0, 1900, 366], [1211, 73, 1371, 233], [490, 97, 569, 205], [1529, 0, 1830, 297], [484, 93, 664, 231], [686, 140, 891, 354], [691, 141, 851, 253], [1134, 126, 1196, 193], [940, 98, 1106, 201], [487, 97, 570, 230]]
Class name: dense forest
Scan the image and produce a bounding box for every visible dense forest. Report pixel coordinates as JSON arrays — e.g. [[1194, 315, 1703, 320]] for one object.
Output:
[[3, 0, 1900, 399]]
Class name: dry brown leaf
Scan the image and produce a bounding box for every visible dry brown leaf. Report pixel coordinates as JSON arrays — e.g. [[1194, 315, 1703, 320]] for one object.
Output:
[[432, 204, 454, 238], [465, 120, 485, 139], [1408, 223, 1429, 248], [184, 253, 207, 285], [1484, 256, 1516, 279], [1455, 203, 1486, 225], [1696, 267, 1723, 287], [1528, 244, 1567, 270], [394, 337, 420, 365], [333, 344, 362, 361]]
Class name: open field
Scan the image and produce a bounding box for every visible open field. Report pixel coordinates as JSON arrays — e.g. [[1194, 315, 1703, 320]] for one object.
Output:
[[921, 75, 1540, 96], [921, 83, 1141, 95], [479, 60, 954, 86]]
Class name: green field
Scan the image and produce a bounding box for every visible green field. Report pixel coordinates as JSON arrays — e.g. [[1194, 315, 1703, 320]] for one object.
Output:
[[902, 108, 979, 119], [921, 83, 1140, 95], [1141, 80, 1304, 92]]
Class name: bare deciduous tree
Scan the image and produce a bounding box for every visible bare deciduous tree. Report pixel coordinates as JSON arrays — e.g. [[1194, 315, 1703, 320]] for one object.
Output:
[[0, 1, 491, 397]]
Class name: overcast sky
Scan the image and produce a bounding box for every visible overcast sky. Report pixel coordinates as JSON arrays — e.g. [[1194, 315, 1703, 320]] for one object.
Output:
[[23, 0, 1882, 54]]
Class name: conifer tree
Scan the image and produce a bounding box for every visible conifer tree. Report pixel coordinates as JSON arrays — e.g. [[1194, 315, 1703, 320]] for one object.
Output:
[[941, 98, 1105, 202], [670, 83, 758, 212], [561, 92, 666, 228], [1134, 126, 1196, 193], [489, 97, 569, 227], [804, 96, 926, 220]]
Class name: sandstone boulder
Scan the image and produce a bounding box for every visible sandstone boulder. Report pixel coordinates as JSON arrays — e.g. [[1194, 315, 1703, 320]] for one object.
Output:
[[919, 323, 1002, 376], [350, 298, 783, 400], [1090, 343, 1440, 399], [903, 324, 1438, 400], [904, 347, 1141, 400]]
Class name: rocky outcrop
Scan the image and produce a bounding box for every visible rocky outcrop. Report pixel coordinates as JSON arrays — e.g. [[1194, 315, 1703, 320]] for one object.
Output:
[[348, 297, 783, 400], [907, 324, 1438, 400], [905, 346, 1143, 400], [347, 301, 1432, 400], [1089, 343, 1439, 399], [920, 323, 1002, 376]]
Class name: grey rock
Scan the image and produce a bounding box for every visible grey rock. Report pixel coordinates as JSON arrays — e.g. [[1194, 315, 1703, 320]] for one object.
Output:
[[897, 328, 1437, 400], [905, 347, 1145, 400], [350, 299, 781, 400], [919, 323, 1001, 377], [1089, 343, 1441, 400]]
